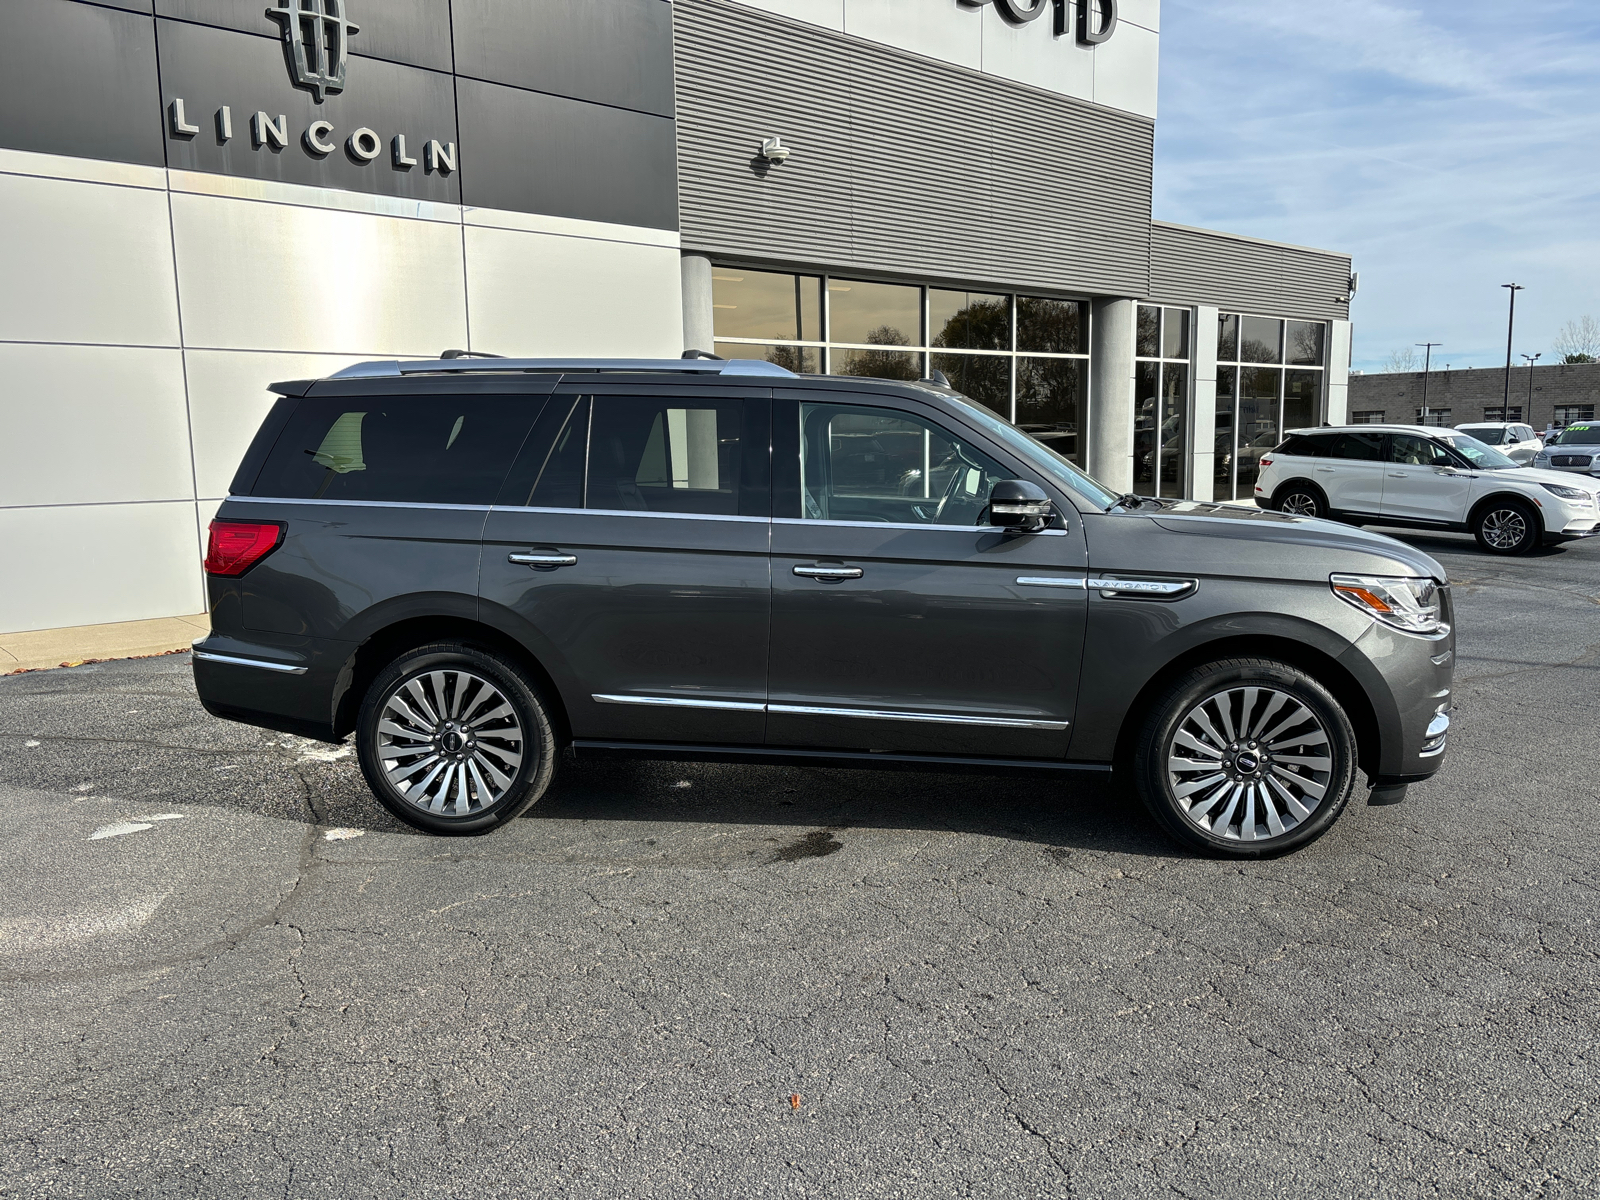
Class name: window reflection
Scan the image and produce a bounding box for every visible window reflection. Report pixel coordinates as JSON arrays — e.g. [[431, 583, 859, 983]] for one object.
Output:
[[828, 279, 921, 346], [834, 346, 922, 381], [1237, 366, 1281, 496], [1133, 361, 1159, 491], [711, 269, 821, 341], [1017, 298, 1085, 354], [1215, 366, 1238, 498], [1015, 357, 1083, 465], [714, 342, 819, 373], [1240, 316, 1283, 364], [1136, 305, 1160, 358], [1162, 308, 1191, 360], [1287, 321, 1326, 366], [1159, 364, 1189, 498], [1218, 313, 1239, 362], [932, 352, 1010, 413], [1284, 369, 1321, 430], [930, 291, 1009, 350]]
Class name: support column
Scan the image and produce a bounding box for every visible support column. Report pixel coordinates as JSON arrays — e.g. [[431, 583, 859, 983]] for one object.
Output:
[[1189, 306, 1218, 502], [1325, 319, 1353, 424], [1088, 297, 1136, 492], [680, 253, 715, 355]]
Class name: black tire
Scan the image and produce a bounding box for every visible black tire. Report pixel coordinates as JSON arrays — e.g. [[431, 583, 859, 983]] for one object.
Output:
[[1472, 499, 1540, 555], [1272, 482, 1328, 519], [355, 641, 558, 836], [1134, 658, 1359, 858]]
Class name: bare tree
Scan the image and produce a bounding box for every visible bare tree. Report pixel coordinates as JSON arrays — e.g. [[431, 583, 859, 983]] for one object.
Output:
[[1552, 315, 1600, 364], [1385, 347, 1420, 373]]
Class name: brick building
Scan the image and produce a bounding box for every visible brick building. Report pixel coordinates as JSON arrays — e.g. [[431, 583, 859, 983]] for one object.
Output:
[[1347, 361, 1600, 432]]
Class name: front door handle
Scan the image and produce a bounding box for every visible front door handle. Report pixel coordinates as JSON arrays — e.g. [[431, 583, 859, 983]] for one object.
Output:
[[1315, 466, 1335, 473], [509, 552, 577, 567], [793, 564, 863, 580], [1388, 472, 1410, 478]]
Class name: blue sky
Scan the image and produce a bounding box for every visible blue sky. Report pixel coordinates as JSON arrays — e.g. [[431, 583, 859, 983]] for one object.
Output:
[[1153, 0, 1600, 373]]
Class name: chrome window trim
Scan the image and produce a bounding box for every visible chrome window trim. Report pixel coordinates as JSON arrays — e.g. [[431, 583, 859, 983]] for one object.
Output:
[[495, 505, 769, 524], [592, 693, 766, 713], [768, 702, 1068, 730], [773, 517, 1067, 536], [192, 650, 308, 675], [228, 496, 492, 512]]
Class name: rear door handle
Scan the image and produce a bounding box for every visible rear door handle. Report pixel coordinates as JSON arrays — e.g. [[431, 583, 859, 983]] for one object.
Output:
[[509, 552, 577, 567], [793, 565, 863, 580], [1315, 467, 1335, 473]]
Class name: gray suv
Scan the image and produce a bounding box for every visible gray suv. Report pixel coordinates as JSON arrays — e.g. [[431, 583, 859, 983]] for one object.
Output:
[[194, 356, 1455, 857]]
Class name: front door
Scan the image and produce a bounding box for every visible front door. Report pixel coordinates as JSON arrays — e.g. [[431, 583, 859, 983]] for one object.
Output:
[[479, 383, 771, 745], [765, 396, 1088, 760], [1381, 433, 1474, 524]]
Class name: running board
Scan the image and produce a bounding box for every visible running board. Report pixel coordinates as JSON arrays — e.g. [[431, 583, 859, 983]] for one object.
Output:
[[569, 740, 1113, 775]]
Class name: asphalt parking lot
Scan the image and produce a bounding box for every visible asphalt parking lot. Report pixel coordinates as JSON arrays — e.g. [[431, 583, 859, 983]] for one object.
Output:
[[3, 529, 1598, 1198]]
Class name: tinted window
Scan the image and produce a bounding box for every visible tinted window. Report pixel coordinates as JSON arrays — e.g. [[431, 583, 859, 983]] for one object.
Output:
[[587, 396, 746, 516], [254, 396, 536, 504], [1330, 432, 1385, 461], [1276, 434, 1331, 458], [1456, 425, 1502, 444], [798, 403, 1009, 526]]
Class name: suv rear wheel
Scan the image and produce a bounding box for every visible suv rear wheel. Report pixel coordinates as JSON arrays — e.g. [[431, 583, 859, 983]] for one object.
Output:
[[1473, 498, 1540, 555], [356, 641, 557, 835], [1272, 482, 1327, 519], [1134, 658, 1358, 857]]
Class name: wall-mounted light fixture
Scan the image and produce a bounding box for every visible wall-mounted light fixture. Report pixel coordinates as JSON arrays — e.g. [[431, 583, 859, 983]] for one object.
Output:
[[760, 136, 791, 164]]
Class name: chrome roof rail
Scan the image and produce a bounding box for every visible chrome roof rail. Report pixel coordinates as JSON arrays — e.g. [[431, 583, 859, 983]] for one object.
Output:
[[327, 357, 797, 380]]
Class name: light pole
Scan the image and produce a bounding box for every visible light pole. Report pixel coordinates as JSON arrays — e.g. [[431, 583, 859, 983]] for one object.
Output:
[[1522, 352, 1540, 420], [1417, 342, 1441, 423], [1502, 283, 1525, 409]]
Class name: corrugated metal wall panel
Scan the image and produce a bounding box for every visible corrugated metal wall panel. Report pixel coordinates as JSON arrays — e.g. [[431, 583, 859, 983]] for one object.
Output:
[[1149, 222, 1352, 322], [674, 0, 1153, 297]]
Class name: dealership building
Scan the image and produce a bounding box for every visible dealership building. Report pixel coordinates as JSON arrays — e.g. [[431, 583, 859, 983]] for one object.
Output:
[[1, 0, 1354, 634]]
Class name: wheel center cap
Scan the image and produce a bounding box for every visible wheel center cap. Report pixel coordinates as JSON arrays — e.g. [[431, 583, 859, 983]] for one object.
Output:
[[1235, 752, 1262, 775], [440, 729, 464, 754]]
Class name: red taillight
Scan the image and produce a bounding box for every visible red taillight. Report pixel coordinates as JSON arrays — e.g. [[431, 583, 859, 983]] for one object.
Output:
[[1259, 457, 1273, 467], [205, 520, 283, 576]]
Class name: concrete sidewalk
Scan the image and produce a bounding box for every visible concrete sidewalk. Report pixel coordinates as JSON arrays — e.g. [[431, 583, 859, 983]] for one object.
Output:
[[0, 613, 209, 674]]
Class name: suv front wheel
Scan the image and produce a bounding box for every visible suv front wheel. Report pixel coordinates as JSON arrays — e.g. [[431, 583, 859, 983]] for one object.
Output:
[[356, 641, 557, 835], [1472, 498, 1540, 555], [1134, 658, 1358, 857]]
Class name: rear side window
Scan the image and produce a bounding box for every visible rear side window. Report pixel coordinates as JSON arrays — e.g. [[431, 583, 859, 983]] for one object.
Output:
[[1329, 432, 1385, 461], [252, 397, 538, 504], [1275, 434, 1331, 457]]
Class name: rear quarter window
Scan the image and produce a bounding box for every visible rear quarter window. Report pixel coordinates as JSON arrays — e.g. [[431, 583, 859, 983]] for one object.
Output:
[[1275, 434, 1333, 457], [251, 396, 541, 504]]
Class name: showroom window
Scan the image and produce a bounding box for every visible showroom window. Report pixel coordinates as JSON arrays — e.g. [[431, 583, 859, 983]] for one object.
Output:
[[1135, 305, 1192, 499], [710, 267, 1090, 465], [1555, 405, 1595, 425], [1350, 410, 1387, 424], [1215, 314, 1328, 501], [1415, 408, 1452, 427], [1483, 406, 1523, 422]]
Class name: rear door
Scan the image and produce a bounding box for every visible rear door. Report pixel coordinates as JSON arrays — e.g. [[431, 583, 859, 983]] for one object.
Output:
[[764, 393, 1088, 760], [1380, 433, 1473, 524], [1317, 431, 1388, 514], [479, 381, 772, 745]]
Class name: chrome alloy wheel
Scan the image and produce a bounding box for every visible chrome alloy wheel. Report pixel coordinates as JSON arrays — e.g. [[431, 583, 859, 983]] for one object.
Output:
[[1166, 686, 1332, 843], [1279, 492, 1319, 517], [1480, 506, 1529, 550], [376, 670, 524, 817]]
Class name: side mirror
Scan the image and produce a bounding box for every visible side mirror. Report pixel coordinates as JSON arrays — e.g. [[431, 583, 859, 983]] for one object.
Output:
[[988, 479, 1054, 532]]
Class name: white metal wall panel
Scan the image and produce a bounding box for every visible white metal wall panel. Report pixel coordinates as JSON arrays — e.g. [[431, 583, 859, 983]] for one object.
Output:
[[675, 0, 1154, 298], [1149, 222, 1353, 323], [0, 169, 180, 347], [0, 344, 191, 508]]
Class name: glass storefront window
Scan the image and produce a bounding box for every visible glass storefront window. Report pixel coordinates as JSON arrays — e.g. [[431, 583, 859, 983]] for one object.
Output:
[[1215, 366, 1238, 495], [1136, 305, 1160, 358], [711, 269, 821, 342], [1237, 366, 1282, 498], [1135, 308, 1193, 499], [1284, 369, 1322, 431], [1014, 357, 1083, 463], [932, 352, 1010, 411], [1287, 321, 1326, 366], [1133, 361, 1159, 493], [1162, 308, 1191, 360], [1218, 313, 1239, 362], [1159, 363, 1189, 498], [1240, 316, 1283, 364], [714, 342, 820, 373], [834, 346, 922, 381], [930, 291, 1010, 350], [828, 279, 921, 347], [1017, 298, 1087, 354]]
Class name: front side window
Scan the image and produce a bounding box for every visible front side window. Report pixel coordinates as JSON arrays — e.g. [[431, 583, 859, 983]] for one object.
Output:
[[1437, 433, 1518, 471], [253, 396, 535, 504], [1387, 434, 1452, 467], [798, 403, 1008, 527]]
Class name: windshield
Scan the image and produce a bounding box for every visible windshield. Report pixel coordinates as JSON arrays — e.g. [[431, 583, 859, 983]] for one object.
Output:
[[1436, 433, 1520, 470], [943, 392, 1121, 510], [1456, 425, 1504, 444], [1550, 424, 1600, 445]]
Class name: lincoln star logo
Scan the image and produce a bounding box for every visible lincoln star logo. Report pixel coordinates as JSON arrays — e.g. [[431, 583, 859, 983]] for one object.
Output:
[[265, 0, 360, 103]]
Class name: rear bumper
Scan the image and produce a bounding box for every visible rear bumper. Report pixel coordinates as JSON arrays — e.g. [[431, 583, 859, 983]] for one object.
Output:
[[192, 633, 352, 742]]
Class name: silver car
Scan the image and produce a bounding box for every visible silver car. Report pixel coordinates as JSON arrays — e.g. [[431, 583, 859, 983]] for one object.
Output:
[[1532, 423, 1600, 479]]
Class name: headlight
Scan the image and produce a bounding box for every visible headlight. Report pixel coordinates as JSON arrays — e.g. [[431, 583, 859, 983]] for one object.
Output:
[[1533, 453, 1550, 465], [1330, 574, 1449, 635], [1541, 482, 1590, 500]]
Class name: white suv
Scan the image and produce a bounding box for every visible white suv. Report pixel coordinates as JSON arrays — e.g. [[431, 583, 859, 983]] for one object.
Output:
[[1454, 421, 1543, 464], [1255, 425, 1600, 555]]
